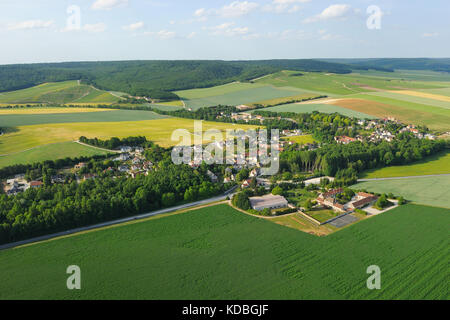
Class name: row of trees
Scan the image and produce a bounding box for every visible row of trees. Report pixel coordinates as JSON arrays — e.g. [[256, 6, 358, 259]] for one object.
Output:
[[280, 133, 449, 178], [79, 136, 152, 150], [0, 163, 225, 244]]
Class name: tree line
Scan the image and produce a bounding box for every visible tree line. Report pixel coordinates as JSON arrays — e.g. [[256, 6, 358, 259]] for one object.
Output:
[[79, 136, 153, 150], [280, 133, 449, 179]]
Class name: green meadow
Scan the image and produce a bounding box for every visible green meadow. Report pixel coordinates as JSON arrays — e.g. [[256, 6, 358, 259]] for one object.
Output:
[[0, 81, 120, 105], [0, 142, 112, 168], [353, 175, 450, 209], [360, 151, 450, 179], [254, 71, 443, 96], [0, 203, 448, 300]]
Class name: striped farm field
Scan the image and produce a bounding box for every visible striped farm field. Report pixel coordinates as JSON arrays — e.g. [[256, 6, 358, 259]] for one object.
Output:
[[0, 142, 112, 168], [0, 203, 448, 299], [389, 90, 450, 103], [352, 175, 450, 209], [418, 87, 450, 97], [176, 83, 306, 110], [0, 109, 168, 127], [341, 95, 450, 130], [0, 118, 259, 155], [260, 102, 375, 119], [0, 107, 112, 114], [360, 151, 450, 179], [175, 82, 266, 100], [369, 91, 450, 109]]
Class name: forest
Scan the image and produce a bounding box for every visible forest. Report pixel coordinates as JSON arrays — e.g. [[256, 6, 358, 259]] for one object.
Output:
[[0, 161, 226, 244], [0, 60, 354, 95]]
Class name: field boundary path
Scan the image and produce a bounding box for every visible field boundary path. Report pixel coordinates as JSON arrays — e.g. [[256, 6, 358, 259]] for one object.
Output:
[[75, 140, 122, 153], [358, 173, 450, 182], [0, 187, 237, 251]]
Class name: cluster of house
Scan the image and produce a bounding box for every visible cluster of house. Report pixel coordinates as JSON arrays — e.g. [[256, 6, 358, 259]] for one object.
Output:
[[316, 188, 378, 213], [399, 125, 436, 140], [3, 174, 43, 196], [229, 112, 265, 123]]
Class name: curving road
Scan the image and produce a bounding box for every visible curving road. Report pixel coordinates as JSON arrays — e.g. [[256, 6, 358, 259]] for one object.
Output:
[[0, 186, 237, 251]]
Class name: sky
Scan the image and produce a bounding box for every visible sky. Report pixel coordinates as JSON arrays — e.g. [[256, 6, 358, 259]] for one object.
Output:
[[0, 0, 448, 64]]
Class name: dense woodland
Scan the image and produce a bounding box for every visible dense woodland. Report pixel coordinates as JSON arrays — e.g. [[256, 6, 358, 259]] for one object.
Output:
[[0, 60, 354, 95], [324, 58, 450, 73], [0, 162, 226, 244]]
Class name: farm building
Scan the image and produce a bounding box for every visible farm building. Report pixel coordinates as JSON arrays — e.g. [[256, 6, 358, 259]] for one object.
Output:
[[349, 192, 379, 209], [249, 194, 288, 211]]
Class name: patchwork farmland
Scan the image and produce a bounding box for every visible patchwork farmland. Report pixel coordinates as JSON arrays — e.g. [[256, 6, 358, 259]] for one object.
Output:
[[0, 203, 448, 300]]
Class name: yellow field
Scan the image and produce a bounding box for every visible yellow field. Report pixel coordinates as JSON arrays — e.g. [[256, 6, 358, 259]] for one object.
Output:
[[0, 107, 111, 114], [281, 134, 316, 145], [390, 90, 450, 102], [0, 119, 259, 155]]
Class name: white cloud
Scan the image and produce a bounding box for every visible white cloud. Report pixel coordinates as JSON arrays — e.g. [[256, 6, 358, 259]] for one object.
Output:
[[7, 20, 54, 31], [123, 21, 144, 31], [263, 0, 310, 14], [194, 1, 259, 19], [83, 23, 107, 33], [144, 30, 176, 39], [304, 4, 352, 23], [205, 22, 249, 37], [92, 0, 128, 11]]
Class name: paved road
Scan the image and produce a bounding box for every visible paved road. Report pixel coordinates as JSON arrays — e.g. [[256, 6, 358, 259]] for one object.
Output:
[[0, 186, 237, 251], [358, 173, 450, 182]]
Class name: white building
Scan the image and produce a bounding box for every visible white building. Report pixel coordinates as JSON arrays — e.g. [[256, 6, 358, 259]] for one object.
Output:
[[249, 194, 288, 211]]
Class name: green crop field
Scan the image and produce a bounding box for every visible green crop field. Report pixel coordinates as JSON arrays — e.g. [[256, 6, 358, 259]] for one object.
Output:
[[149, 104, 184, 111], [0, 142, 112, 168], [353, 175, 450, 208], [0, 81, 120, 105], [259, 103, 376, 119], [0, 203, 448, 300], [254, 71, 443, 96], [360, 151, 450, 179], [176, 83, 307, 110], [175, 82, 266, 99], [0, 109, 169, 127]]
